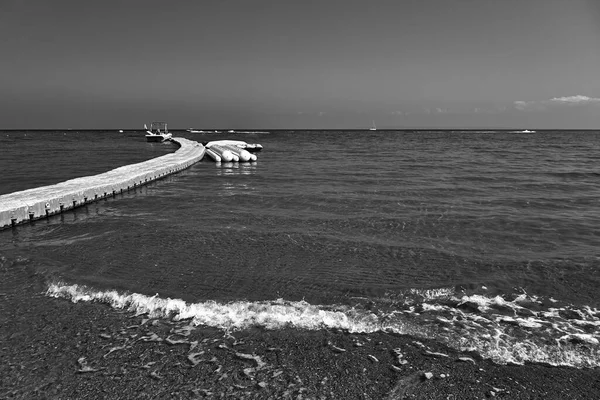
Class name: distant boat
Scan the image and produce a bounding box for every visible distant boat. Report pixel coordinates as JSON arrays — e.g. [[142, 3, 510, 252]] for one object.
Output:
[[187, 128, 221, 133], [369, 120, 377, 131], [510, 129, 536, 134], [119, 129, 124, 133], [145, 122, 173, 142]]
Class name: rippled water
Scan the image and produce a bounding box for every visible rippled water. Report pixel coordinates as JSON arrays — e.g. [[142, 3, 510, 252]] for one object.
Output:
[[2, 129, 600, 367]]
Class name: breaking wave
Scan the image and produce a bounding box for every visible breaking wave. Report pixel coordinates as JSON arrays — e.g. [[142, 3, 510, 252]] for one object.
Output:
[[46, 282, 600, 368]]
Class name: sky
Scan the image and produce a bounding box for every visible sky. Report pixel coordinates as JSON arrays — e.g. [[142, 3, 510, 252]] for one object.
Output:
[[1, 0, 599, 129]]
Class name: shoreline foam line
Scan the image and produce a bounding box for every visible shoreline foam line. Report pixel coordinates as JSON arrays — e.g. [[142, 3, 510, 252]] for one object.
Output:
[[0, 137, 205, 230]]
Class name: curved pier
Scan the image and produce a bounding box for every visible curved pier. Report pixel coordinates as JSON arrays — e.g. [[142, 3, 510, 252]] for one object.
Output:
[[0, 137, 205, 230]]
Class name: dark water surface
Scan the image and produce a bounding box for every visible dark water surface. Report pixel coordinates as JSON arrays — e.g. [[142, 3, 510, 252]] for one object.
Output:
[[1, 129, 599, 367]]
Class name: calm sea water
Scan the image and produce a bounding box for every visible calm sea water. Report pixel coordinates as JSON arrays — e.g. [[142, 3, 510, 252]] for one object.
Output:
[[1, 129, 600, 367]]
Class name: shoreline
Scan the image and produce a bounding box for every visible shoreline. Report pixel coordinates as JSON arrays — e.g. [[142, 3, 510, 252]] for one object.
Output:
[[2, 289, 599, 399]]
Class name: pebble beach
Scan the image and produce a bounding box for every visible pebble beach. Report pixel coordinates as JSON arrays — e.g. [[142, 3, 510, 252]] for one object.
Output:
[[2, 284, 599, 399]]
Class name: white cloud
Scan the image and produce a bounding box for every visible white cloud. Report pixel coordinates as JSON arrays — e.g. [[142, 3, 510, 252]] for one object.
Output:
[[514, 95, 600, 111], [390, 106, 507, 116], [550, 95, 600, 104], [514, 101, 534, 111]]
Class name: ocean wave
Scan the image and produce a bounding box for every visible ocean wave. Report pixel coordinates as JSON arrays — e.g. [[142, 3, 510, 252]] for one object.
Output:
[[46, 282, 600, 368], [46, 282, 383, 333]]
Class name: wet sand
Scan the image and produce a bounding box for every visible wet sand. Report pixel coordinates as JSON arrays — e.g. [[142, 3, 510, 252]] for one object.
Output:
[[1, 287, 600, 399]]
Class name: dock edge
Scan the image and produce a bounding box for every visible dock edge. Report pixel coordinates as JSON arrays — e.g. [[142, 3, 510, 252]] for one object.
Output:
[[0, 137, 205, 230]]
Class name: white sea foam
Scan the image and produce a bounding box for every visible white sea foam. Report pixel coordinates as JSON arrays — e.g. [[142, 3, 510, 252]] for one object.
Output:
[[46, 283, 383, 333], [45, 282, 600, 368], [458, 294, 529, 313], [408, 287, 454, 300], [558, 334, 599, 346]]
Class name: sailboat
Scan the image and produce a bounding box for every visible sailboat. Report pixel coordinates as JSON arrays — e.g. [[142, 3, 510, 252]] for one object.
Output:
[[369, 120, 377, 131]]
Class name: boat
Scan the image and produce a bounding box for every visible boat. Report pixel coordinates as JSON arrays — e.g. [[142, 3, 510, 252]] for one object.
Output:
[[242, 143, 263, 152], [204, 140, 262, 162], [145, 122, 172, 142], [369, 120, 377, 131], [206, 140, 262, 153], [186, 128, 221, 133], [509, 129, 536, 134]]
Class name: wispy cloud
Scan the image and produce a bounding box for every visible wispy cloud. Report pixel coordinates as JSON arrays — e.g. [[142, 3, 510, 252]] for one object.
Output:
[[390, 106, 507, 116], [514, 95, 600, 111]]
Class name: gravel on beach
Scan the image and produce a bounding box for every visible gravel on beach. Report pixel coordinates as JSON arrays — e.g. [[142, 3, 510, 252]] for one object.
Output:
[[1, 289, 600, 400]]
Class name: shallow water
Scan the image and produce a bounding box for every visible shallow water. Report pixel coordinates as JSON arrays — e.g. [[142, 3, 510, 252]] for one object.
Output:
[[2, 129, 600, 367]]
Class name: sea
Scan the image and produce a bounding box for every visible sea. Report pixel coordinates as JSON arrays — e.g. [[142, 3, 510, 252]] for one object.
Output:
[[1, 129, 599, 368]]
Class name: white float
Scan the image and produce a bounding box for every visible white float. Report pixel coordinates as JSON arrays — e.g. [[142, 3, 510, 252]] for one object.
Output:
[[222, 144, 253, 162], [205, 148, 222, 162], [205, 140, 262, 163], [208, 144, 236, 162], [207, 140, 262, 152]]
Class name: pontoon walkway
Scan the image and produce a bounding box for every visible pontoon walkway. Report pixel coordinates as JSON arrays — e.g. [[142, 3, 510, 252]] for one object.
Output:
[[0, 138, 205, 230]]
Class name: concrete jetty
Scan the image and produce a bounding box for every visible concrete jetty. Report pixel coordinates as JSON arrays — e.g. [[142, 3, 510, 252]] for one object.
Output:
[[0, 137, 205, 230]]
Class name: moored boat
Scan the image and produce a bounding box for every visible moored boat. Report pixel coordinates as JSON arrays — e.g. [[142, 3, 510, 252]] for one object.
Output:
[[207, 140, 262, 152], [204, 140, 262, 162], [145, 122, 173, 142]]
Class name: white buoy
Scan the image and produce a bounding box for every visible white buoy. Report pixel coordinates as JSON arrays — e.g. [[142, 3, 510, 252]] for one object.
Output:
[[208, 145, 235, 162], [222, 144, 252, 162], [205, 148, 221, 162]]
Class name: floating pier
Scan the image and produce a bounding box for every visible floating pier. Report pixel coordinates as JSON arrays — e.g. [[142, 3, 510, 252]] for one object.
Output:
[[0, 137, 205, 230]]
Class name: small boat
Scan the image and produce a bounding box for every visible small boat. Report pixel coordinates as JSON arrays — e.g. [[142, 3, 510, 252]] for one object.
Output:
[[186, 128, 222, 133], [204, 140, 262, 162], [206, 140, 262, 153], [243, 143, 263, 152], [145, 122, 173, 142], [369, 120, 377, 131], [510, 129, 536, 134]]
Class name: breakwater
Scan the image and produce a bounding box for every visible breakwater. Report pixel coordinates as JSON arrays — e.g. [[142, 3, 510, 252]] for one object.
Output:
[[0, 137, 205, 230]]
